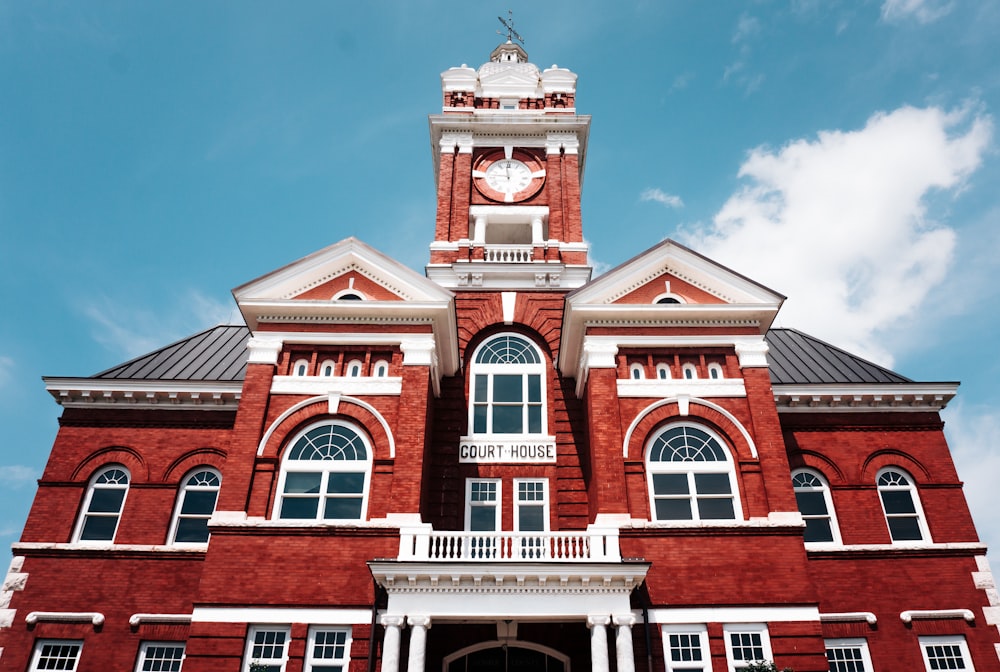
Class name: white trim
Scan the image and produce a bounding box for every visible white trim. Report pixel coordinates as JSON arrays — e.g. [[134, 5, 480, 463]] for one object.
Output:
[[617, 379, 746, 398], [44, 378, 243, 409], [918, 635, 976, 672], [72, 465, 130, 545], [192, 607, 373, 624], [876, 467, 932, 544], [622, 397, 759, 459], [129, 613, 192, 627], [792, 468, 842, 546], [442, 641, 571, 672], [306, 626, 353, 672], [292, 358, 310, 376], [774, 382, 958, 412], [134, 641, 186, 672], [824, 638, 874, 672], [723, 623, 772, 670], [271, 376, 403, 396], [256, 394, 396, 458], [29, 640, 83, 672], [661, 624, 711, 672], [628, 363, 645, 380], [332, 288, 366, 301], [243, 624, 290, 672], [820, 612, 878, 625], [465, 479, 501, 533], [806, 542, 986, 553], [646, 607, 819, 624], [26, 611, 104, 626], [167, 467, 221, 546], [901, 609, 975, 623]]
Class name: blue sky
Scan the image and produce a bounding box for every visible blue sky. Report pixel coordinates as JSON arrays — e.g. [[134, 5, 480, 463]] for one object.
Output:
[[1, 1, 998, 567]]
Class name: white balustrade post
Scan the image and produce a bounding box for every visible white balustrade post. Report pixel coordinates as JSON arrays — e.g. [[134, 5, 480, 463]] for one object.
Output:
[[407, 615, 431, 672], [587, 615, 611, 672], [613, 613, 637, 672], [380, 615, 405, 672]]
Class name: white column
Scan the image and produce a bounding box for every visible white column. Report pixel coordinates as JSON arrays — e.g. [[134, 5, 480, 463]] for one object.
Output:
[[380, 615, 405, 672], [473, 215, 487, 243], [613, 614, 637, 672], [407, 615, 431, 672], [531, 215, 543, 245], [587, 615, 611, 672]]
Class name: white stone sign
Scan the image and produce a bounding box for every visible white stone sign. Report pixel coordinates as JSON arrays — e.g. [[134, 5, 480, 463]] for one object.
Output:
[[458, 438, 557, 463]]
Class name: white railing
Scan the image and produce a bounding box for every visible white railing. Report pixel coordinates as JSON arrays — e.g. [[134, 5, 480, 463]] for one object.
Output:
[[484, 245, 534, 263], [397, 528, 621, 562]]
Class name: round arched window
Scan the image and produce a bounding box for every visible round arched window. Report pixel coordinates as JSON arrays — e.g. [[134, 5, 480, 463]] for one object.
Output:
[[647, 424, 739, 521]]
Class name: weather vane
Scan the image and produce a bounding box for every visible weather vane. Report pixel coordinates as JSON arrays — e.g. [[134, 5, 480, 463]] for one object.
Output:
[[497, 10, 524, 46]]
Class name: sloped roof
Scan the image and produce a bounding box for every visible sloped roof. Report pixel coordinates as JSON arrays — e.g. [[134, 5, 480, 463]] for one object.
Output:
[[85, 324, 916, 387]]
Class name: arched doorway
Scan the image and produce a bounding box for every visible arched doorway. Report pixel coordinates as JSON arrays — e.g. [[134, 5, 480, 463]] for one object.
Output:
[[444, 641, 569, 672]]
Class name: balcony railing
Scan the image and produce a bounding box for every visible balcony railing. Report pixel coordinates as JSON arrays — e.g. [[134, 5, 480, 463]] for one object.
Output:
[[484, 245, 534, 263], [396, 528, 621, 562]]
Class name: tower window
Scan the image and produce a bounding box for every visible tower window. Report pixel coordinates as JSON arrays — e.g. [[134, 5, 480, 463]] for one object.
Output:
[[629, 363, 645, 380], [320, 359, 336, 377], [468, 334, 546, 436], [877, 468, 929, 542], [682, 364, 697, 380], [75, 465, 130, 543], [293, 359, 309, 377], [792, 470, 840, 544], [707, 363, 723, 379], [346, 359, 364, 377], [656, 363, 671, 380], [170, 468, 221, 544], [373, 359, 390, 377]]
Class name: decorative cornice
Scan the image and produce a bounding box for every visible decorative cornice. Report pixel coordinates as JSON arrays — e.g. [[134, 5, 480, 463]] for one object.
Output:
[[773, 383, 958, 412], [819, 611, 878, 625], [43, 379, 242, 410], [900, 609, 975, 623], [26, 611, 104, 627], [129, 613, 192, 627]]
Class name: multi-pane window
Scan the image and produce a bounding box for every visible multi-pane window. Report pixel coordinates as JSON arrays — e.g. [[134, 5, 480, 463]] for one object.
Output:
[[515, 479, 549, 558], [306, 627, 351, 672], [136, 642, 186, 671], [662, 627, 711, 672], [75, 465, 130, 542], [466, 479, 500, 558], [29, 641, 82, 671], [919, 636, 975, 671], [170, 468, 221, 544], [277, 421, 370, 522], [877, 467, 928, 542], [244, 626, 290, 672], [469, 334, 546, 436], [792, 470, 840, 544], [647, 424, 738, 521], [825, 639, 873, 672], [724, 625, 772, 670]]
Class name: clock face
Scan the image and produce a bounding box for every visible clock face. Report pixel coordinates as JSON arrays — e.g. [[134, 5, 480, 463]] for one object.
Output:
[[472, 150, 546, 203], [485, 159, 532, 194]]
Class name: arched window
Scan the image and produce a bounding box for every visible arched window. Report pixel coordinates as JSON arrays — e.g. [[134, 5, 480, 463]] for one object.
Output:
[[345, 359, 363, 377], [654, 293, 684, 305], [469, 334, 546, 436], [293, 359, 309, 377], [656, 363, 671, 380], [629, 363, 645, 380], [333, 289, 365, 301], [792, 469, 840, 544], [877, 467, 929, 542], [647, 424, 739, 521], [75, 465, 130, 543], [320, 359, 336, 377], [682, 363, 697, 380], [372, 359, 389, 377], [277, 421, 371, 522], [707, 363, 724, 380], [169, 468, 222, 544]]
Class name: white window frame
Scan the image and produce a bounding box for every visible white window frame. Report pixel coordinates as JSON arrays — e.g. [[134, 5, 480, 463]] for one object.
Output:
[[629, 363, 645, 380], [662, 624, 711, 672], [876, 467, 931, 543], [656, 363, 671, 380], [319, 359, 337, 377], [305, 626, 352, 672], [919, 635, 975, 671], [73, 465, 130, 544], [29, 640, 83, 672], [293, 359, 310, 377], [332, 289, 366, 301], [723, 624, 772, 670], [514, 478, 549, 558], [275, 420, 372, 523], [372, 359, 390, 378], [468, 333, 548, 438], [682, 363, 697, 380], [707, 363, 724, 380], [791, 469, 841, 545], [825, 638, 873, 672], [466, 478, 501, 559], [345, 359, 364, 377], [168, 467, 222, 545], [244, 625, 290, 672], [646, 423, 742, 523], [653, 293, 685, 304], [135, 642, 186, 672]]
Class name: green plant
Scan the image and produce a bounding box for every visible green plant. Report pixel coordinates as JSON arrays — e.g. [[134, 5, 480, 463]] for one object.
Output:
[[744, 662, 793, 672]]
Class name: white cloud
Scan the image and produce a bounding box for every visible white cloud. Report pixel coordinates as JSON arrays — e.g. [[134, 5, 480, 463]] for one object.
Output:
[[81, 289, 237, 359], [0, 465, 38, 488], [641, 188, 684, 209], [682, 104, 992, 365], [881, 0, 954, 24]]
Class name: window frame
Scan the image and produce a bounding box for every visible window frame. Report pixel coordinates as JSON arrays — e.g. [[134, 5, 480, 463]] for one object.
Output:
[[275, 420, 373, 523], [646, 423, 742, 523], [465, 478, 502, 559], [168, 467, 222, 545], [514, 478, 549, 559], [319, 359, 336, 377], [919, 635, 976, 671], [629, 363, 645, 380], [876, 466, 931, 544], [243, 625, 291, 672], [723, 624, 772, 671], [345, 359, 364, 377], [467, 333, 548, 438], [661, 624, 711, 672], [372, 359, 390, 378], [29, 640, 83, 672], [681, 363, 697, 380], [135, 642, 186, 672], [293, 359, 310, 376], [707, 363, 724, 380], [791, 469, 841, 545], [73, 465, 130, 544], [825, 638, 873, 672], [305, 626, 352, 672], [656, 363, 671, 380]]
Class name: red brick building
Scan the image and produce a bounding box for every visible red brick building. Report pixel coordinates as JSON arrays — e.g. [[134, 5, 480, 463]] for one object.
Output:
[[1, 39, 998, 672]]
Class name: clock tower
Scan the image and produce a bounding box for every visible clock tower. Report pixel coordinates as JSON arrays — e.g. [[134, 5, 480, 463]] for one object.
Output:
[[426, 40, 592, 290]]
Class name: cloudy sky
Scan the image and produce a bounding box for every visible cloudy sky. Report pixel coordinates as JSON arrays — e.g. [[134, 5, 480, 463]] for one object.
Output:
[[1, 1, 997, 568]]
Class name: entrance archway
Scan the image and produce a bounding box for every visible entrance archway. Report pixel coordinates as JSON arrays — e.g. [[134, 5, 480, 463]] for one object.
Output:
[[444, 641, 569, 672]]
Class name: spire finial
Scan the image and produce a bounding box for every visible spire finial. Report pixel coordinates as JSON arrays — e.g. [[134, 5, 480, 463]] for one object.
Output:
[[497, 10, 524, 46]]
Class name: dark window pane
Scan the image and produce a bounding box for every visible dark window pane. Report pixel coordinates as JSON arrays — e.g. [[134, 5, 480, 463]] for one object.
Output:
[[88, 488, 126, 513], [284, 472, 322, 494], [694, 473, 732, 495], [473, 405, 487, 433], [280, 497, 319, 519], [698, 497, 736, 519], [655, 498, 692, 520], [493, 375, 523, 402], [80, 515, 117, 540], [527, 405, 542, 433], [803, 518, 834, 543], [470, 506, 496, 531], [888, 516, 923, 540], [653, 473, 689, 495], [518, 505, 545, 531], [175, 517, 210, 543], [328, 472, 365, 494], [795, 491, 828, 516], [881, 490, 916, 514], [181, 490, 218, 515], [492, 406, 522, 433], [528, 375, 541, 402], [324, 497, 363, 520], [474, 375, 488, 402]]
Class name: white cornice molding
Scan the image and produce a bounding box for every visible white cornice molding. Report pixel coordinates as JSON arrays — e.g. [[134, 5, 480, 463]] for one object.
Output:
[[773, 383, 958, 412], [271, 376, 403, 396], [900, 609, 975, 623], [647, 606, 819, 624], [26, 611, 104, 626], [129, 613, 192, 627], [617, 379, 747, 399], [192, 607, 371, 624], [425, 262, 591, 291], [43, 378, 243, 410], [819, 612, 878, 625], [248, 336, 283, 364]]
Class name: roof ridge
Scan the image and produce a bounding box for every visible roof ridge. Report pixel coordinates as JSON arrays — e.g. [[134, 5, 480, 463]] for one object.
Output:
[[91, 324, 247, 378], [767, 327, 913, 384]]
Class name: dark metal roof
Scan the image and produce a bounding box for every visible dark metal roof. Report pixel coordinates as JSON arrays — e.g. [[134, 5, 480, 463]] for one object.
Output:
[[765, 328, 911, 385], [93, 325, 250, 381]]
